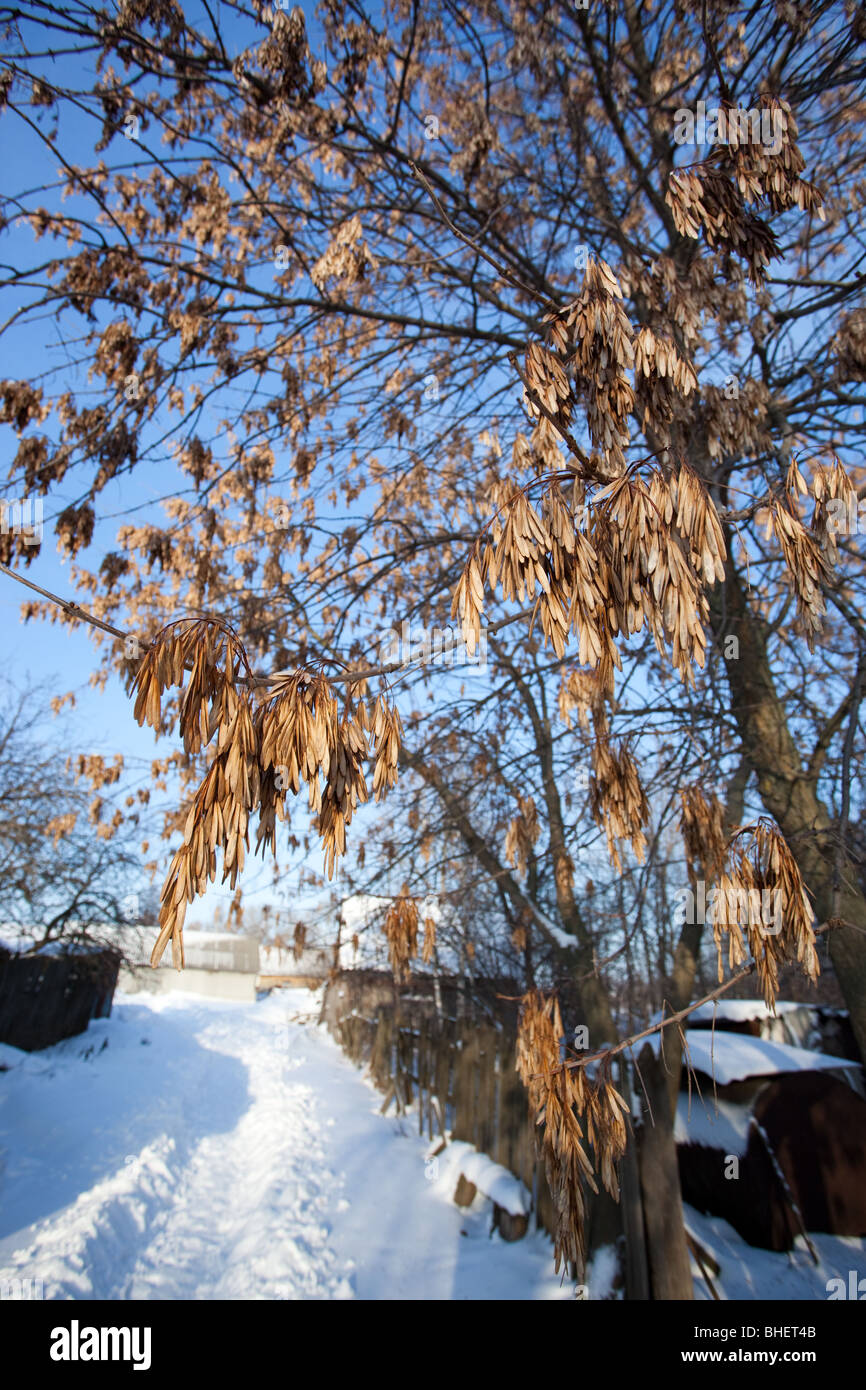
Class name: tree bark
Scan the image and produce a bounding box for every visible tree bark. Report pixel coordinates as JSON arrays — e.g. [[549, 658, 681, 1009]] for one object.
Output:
[[663, 756, 750, 1115], [636, 1043, 694, 1300], [708, 553, 866, 1063]]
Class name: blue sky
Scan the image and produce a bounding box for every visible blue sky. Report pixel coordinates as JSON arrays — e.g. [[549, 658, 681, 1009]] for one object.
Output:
[[2, 0, 860, 942]]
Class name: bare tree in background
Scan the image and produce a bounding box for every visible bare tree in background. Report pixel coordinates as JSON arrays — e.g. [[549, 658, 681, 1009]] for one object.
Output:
[[1, 0, 865, 1294]]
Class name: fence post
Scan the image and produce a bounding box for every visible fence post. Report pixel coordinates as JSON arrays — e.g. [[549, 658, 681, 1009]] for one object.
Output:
[[433, 1022, 451, 1138], [476, 1025, 496, 1155], [452, 1020, 479, 1145]]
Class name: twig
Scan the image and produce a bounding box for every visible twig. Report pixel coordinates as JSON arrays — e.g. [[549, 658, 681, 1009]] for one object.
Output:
[[408, 161, 549, 308], [686, 1232, 721, 1300], [0, 561, 128, 641], [551, 918, 839, 1077], [506, 350, 595, 473], [0, 558, 532, 687]]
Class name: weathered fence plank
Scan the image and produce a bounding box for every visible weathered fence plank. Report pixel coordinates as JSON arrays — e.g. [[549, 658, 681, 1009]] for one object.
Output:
[[321, 970, 546, 1240]]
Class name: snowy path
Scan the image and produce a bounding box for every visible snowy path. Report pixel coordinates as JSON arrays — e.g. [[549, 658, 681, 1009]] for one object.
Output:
[[0, 989, 570, 1300]]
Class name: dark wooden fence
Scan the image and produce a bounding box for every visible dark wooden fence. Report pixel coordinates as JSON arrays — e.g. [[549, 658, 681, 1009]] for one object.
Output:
[[321, 969, 557, 1236], [0, 944, 120, 1052]]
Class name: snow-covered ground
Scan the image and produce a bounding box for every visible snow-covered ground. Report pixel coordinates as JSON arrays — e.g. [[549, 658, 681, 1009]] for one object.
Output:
[[0, 989, 572, 1300], [1, 988, 862, 1301], [685, 1204, 866, 1301]]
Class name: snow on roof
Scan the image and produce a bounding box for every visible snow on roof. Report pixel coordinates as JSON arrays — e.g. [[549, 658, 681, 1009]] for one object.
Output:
[[258, 943, 330, 975], [688, 999, 807, 1023], [0, 932, 110, 957], [675, 1093, 751, 1154], [648, 1028, 858, 1084], [337, 894, 462, 974]]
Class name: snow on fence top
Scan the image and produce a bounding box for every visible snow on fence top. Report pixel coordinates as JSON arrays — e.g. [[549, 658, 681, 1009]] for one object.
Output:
[[436, 1140, 531, 1217]]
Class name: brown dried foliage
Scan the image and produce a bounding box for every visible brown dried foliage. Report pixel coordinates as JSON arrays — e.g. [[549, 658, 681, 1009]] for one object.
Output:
[[504, 794, 540, 878], [516, 990, 628, 1274], [767, 497, 832, 648], [382, 890, 419, 983], [421, 914, 436, 965], [679, 784, 727, 886], [666, 98, 824, 285], [590, 737, 649, 874], [130, 619, 402, 967], [455, 462, 726, 700], [712, 820, 819, 1011], [293, 920, 307, 962]]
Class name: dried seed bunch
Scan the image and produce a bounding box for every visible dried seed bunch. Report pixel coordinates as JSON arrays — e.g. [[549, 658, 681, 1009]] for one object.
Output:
[[152, 690, 260, 970], [504, 794, 541, 878], [243, 3, 326, 106], [592, 470, 713, 682], [766, 497, 833, 647], [712, 820, 819, 1010], [679, 784, 727, 886], [256, 670, 385, 878], [510, 921, 528, 953], [489, 487, 556, 605], [258, 670, 340, 799], [455, 461, 724, 691], [666, 165, 780, 284], [666, 97, 823, 285], [421, 915, 436, 964], [293, 921, 307, 962], [370, 693, 403, 800], [130, 620, 402, 968], [700, 378, 773, 463], [310, 214, 377, 290], [557, 667, 609, 732], [831, 308, 866, 384], [523, 341, 573, 428], [719, 97, 823, 219], [382, 890, 419, 983], [132, 617, 252, 752], [811, 457, 856, 566], [451, 550, 485, 658], [589, 736, 649, 872], [632, 326, 699, 446], [670, 463, 727, 589], [545, 257, 635, 475], [316, 709, 372, 879], [516, 990, 629, 1273]]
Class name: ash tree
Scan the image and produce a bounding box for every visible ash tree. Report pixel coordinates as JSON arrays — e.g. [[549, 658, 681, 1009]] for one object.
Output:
[[0, 677, 151, 949], [1, 0, 865, 1293]]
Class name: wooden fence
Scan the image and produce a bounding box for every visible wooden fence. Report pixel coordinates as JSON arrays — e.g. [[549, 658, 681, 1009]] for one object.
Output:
[[321, 970, 558, 1237], [0, 944, 120, 1051]]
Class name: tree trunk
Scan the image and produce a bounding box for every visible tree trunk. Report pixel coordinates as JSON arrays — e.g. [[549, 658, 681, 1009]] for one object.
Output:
[[636, 1043, 693, 1299], [709, 554, 866, 1063], [663, 757, 749, 1115]]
